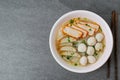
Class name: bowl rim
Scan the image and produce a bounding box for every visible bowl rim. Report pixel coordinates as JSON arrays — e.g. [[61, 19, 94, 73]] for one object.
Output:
[[49, 10, 113, 73]]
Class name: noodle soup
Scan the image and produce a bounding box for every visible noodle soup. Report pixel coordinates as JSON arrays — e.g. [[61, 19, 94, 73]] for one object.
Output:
[[56, 17, 105, 66]]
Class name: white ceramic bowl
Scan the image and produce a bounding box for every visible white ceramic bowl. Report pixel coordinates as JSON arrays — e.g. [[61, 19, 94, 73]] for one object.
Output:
[[49, 10, 113, 73]]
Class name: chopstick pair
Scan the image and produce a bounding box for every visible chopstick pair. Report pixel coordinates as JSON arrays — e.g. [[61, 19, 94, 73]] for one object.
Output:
[[107, 10, 118, 80]]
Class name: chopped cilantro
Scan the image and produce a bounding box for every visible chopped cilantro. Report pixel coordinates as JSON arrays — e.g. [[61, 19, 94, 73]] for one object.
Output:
[[66, 56, 72, 60], [81, 40, 85, 43], [69, 19, 74, 24], [74, 63, 78, 66], [61, 55, 64, 58], [85, 24, 90, 26], [78, 17, 80, 20], [71, 52, 74, 56], [94, 53, 98, 56], [67, 37, 71, 42], [103, 44, 105, 48], [81, 40, 87, 45], [92, 45, 95, 48], [99, 27, 102, 31], [72, 41, 78, 47], [89, 28, 92, 31], [81, 52, 86, 56], [85, 24, 88, 26], [66, 53, 74, 60], [83, 18, 88, 21], [85, 53, 88, 56]]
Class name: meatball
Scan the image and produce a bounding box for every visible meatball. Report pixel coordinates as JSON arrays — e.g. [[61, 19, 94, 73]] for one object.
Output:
[[78, 43, 87, 52], [95, 33, 104, 42], [95, 43, 103, 51], [87, 56, 96, 64], [87, 46, 95, 56], [87, 37, 96, 46], [79, 56, 87, 65]]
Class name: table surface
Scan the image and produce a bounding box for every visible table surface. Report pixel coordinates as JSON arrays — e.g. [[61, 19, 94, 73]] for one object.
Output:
[[0, 0, 120, 80]]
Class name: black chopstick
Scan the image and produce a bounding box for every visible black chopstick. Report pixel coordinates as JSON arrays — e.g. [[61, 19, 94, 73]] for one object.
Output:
[[113, 11, 118, 80], [107, 10, 118, 80], [107, 58, 111, 78], [111, 10, 118, 80], [107, 11, 114, 79]]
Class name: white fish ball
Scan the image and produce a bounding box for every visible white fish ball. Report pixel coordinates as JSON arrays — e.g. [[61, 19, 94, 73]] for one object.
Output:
[[87, 37, 96, 46], [95, 43, 103, 51], [78, 43, 87, 52], [79, 56, 87, 65], [87, 46, 95, 56], [87, 56, 96, 64], [95, 33, 104, 42]]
